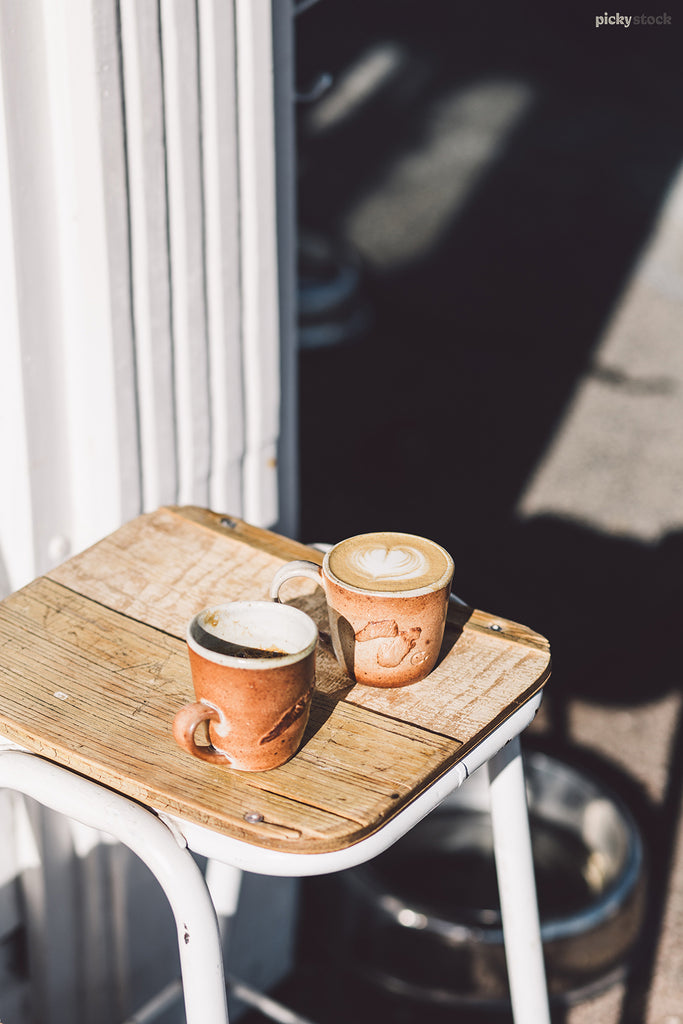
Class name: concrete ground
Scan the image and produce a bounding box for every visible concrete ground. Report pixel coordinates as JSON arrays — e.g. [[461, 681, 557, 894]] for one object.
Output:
[[250, 2, 683, 1021]]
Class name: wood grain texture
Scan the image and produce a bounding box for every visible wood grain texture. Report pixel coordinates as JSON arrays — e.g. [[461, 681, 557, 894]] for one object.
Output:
[[48, 506, 322, 635], [0, 507, 551, 853]]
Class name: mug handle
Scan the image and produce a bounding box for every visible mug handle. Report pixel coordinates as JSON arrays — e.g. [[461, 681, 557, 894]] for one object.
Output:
[[172, 702, 231, 765], [270, 560, 324, 601]]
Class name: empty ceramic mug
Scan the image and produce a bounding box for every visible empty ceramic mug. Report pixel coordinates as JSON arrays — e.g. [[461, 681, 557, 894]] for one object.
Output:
[[173, 601, 318, 771], [270, 532, 454, 687]]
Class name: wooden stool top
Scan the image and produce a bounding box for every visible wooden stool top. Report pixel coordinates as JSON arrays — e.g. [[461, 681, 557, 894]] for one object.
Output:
[[0, 508, 550, 854]]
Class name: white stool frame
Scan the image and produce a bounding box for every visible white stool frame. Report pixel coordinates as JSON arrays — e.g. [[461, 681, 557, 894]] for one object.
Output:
[[0, 693, 550, 1024]]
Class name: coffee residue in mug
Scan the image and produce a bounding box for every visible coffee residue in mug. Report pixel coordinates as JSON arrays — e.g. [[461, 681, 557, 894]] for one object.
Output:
[[226, 644, 286, 659], [191, 621, 287, 659]]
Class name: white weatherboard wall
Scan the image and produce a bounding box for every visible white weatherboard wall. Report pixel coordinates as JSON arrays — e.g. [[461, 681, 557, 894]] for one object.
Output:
[[0, 1, 298, 1021], [0, 0, 298, 597]]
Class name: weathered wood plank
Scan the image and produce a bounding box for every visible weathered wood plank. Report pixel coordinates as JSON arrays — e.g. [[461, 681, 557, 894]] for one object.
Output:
[[48, 506, 321, 632]]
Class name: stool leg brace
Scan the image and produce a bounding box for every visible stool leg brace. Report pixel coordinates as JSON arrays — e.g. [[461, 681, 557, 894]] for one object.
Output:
[[0, 750, 229, 1024]]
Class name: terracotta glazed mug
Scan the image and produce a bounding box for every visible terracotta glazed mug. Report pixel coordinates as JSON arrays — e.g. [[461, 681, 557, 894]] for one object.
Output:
[[270, 532, 454, 688], [173, 601, 317, 771]]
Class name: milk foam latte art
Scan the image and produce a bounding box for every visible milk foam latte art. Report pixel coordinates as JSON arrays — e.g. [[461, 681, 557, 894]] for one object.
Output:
[[328, 532, 451, 593], [349, 545, 427, 583]]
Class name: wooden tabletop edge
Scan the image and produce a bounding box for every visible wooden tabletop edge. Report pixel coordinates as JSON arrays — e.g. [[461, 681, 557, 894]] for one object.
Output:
[[271, 679, 551, 853], [447, 606, 550, 655], [0, 721, 376, 854]]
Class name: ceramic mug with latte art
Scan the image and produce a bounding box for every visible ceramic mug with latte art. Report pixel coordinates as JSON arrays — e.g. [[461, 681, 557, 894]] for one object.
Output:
[[270, 532, 454, 687]]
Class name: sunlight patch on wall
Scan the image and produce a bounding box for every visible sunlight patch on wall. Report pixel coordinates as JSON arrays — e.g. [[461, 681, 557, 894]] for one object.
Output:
[[342, 77, 534, 269], [517, 163, 683, 543]]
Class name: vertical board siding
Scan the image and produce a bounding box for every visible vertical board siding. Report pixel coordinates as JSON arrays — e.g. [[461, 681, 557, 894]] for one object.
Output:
[[0, 0, 294, 589], [120, 0, 179, 513], [272, 0, 298, 538], [198, 0, 246, 517], [40, 0, 133, 551], [0, 17, 34, 595], [93, 0, 144, 527], [18, 800, 89, 1024], [160, 0, 212, 508], [0, 0, 298, 1020], [0, 0, 75, 583], [235, 0, 282, 528]]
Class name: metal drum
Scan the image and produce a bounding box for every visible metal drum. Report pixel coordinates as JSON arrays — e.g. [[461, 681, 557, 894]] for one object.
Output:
[[321, 750, 646, 1010]]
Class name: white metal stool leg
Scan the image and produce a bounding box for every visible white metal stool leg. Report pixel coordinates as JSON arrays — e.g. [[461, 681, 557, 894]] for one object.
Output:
[[487, 736, 551, 1024], [0, 750, 229, 1024], [205, 859, 243, 936]]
